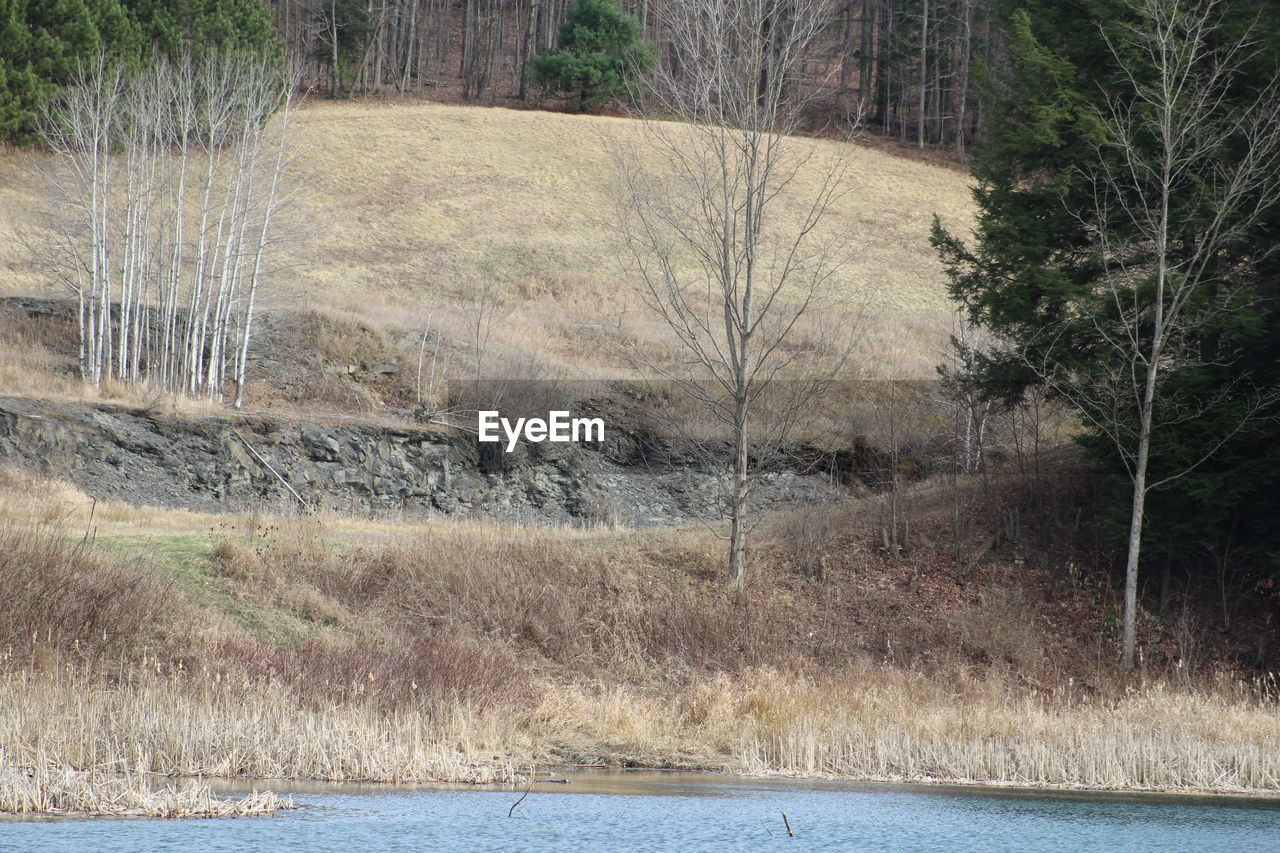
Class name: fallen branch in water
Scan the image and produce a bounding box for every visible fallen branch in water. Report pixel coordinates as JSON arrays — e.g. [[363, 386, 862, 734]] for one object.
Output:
[[508, 781, 534, 818]]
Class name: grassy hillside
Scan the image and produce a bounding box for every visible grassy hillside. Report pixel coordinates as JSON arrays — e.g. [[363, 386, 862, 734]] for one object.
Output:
[[0, 101, 974, 410], [285, 102, 972, 312]]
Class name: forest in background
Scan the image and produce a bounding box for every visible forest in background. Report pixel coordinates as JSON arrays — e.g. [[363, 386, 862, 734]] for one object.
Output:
[[2, 0, 992, 150], [268, 0, 992, 150]]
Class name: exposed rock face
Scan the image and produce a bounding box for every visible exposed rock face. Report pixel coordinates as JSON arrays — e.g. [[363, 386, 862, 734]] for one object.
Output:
[[0, 397, 845, 526]]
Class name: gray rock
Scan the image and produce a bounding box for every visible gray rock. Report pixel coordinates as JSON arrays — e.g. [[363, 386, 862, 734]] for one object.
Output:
[[0, 396, 850, 527]]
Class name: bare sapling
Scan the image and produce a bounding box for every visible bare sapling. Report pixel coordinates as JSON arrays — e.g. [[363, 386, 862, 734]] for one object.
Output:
[[612, 0, 864, 589]]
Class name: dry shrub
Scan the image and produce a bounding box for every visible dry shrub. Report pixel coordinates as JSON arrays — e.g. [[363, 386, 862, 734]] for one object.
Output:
[[210, 539, 262, 580], [296, 309, 391, 369], [0, 522, 169, 661], [212, 535, 394, 607], [373, 532, 788, 674], [307, 373, 383, 413], [953, 584, 1045, 670], [203, 632, 527, 717], [204, 534, 526, 712], [218, 527, 791, 676], [760, 501, 859, 577], [288, 635, 525, 714], [210, 538, 365, 627]]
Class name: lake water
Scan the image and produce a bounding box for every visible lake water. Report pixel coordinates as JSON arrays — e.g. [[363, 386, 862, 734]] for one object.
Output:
[[3, 770, 1279, 852]]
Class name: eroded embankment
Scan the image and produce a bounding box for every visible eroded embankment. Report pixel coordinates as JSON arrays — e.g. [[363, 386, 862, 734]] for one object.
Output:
[[0, 396, 842, 526]]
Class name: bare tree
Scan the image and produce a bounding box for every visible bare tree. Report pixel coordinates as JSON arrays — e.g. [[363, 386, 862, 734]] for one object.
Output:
[[40, 51, 298, 405], [613, 0, 861, 589], [1029, 0, 1280, 670], [465, 263, 511, 386]]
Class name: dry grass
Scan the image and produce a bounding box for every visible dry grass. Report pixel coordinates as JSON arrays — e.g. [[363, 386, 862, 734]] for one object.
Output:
[[0, 306, 232, 414], [728, 670, 1280, 791], [0, 472, 1276, 798], [0, 100, 975, 411], [0, 755, 290, 817], [2, 665, 1275, 796], [534, 670, 1280, 792], [282, 102, 972, 313], [0, 518, 171, 660], [0, 672, 524, 785]]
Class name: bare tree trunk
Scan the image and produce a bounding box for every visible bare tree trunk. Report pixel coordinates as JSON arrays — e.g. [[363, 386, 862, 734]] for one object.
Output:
[[1122, 381, 1155, 670], [519, 0, 538, 100], [917, 0, 927, 149]]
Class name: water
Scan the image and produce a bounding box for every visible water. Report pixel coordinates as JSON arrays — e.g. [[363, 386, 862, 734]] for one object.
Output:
[[2, 770, 1278, 852]]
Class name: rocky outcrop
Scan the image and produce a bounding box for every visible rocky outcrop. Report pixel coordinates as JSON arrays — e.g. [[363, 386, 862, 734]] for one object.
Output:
[[0, 397, 845, 526]]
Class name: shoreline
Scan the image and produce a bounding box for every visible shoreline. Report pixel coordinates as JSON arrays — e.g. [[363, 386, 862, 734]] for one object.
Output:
[[206, 765, 1280, 801], [8, 764, 1274, 822]]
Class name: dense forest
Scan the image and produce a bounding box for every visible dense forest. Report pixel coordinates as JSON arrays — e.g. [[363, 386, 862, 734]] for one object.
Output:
[[2, 0, 993, 148], [266, 0, 994, 149]]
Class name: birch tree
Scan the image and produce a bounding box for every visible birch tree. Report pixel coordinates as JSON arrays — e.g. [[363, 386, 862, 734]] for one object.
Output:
[[40, 50, 297, 405], [614, 0, 859, 589]]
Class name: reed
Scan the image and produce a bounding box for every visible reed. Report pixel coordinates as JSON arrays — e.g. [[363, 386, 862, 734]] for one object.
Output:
[[0, 755, 290, 817], [3, 665, 1275, 796], [530, 671, 1280, 792], [0, 671, 525, 785]]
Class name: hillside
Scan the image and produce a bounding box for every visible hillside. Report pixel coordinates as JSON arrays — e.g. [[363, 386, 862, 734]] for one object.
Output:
[[0, 101, 974, 412], [2, 102, 1279, 809]]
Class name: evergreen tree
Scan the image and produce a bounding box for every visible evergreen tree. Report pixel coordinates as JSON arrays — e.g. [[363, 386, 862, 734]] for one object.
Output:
[[0, 0, 142, 144], [0, 0, 278, 144], [123, 0, 279, 58], [933, 0, 1280, 663], [530, 0, 653, 110]]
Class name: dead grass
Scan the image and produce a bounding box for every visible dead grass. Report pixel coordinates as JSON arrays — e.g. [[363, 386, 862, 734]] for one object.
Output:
[[729, 670, 1280, 791], [0, 518, 171, 661], [0, 472, 1275, 797], [0, 671, 525, 785], [3, 663, 1274, 795], [0, 756, 290, 817], [280, 102, 972, 314], [0, 304, 231, 413], [0, 100, 975, 412]]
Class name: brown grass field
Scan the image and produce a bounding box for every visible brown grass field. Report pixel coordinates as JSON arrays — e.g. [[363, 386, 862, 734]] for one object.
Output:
[[0, 100, 974, 407]]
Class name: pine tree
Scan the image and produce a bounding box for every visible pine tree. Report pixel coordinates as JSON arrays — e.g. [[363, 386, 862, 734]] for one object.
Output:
[[0, 0, 277, 144], [933, 0, 1280, 666], [530, 0, 653, 110], [123, 0, 280, 57]]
